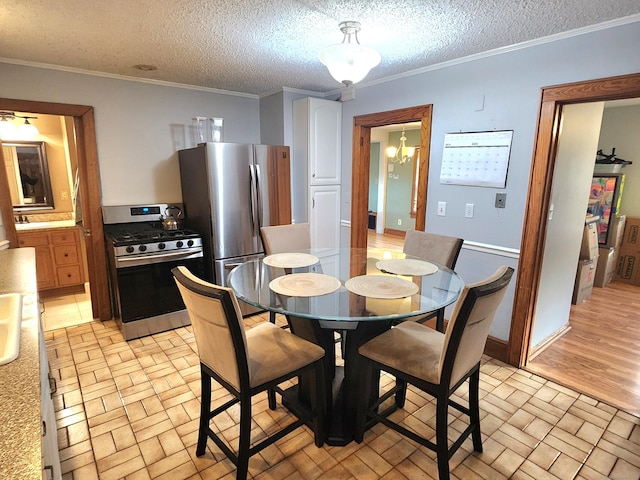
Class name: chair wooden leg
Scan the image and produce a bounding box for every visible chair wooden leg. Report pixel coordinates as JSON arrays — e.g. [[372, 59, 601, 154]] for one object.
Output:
[[236, 394, 252, 480], [395, 378, 407, 408], [436, 395, 450, 480], [469, 369, 483, 452], [196, 368, 211, 457], [269, 311, 276, 324], [267, 388, 276, 410], [313, 360, 326, 447]]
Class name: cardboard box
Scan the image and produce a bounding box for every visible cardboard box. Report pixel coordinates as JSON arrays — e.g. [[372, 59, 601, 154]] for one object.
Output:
[[580, 220, 599, 260], [594, 247, 618, 287], [620, 216, 640, 249], [572, 257, 597, 304], [610, 215, 626, 248], [615, 250, 640, 286]]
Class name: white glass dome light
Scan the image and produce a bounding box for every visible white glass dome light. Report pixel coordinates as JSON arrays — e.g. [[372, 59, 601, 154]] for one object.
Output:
[[319, 21, 381, 87]]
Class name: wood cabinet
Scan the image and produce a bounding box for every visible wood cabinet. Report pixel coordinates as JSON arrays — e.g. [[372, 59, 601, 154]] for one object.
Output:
[[18, 227, 85, 291], [293, 97, 342, 248], [310, 185, 341, 249]]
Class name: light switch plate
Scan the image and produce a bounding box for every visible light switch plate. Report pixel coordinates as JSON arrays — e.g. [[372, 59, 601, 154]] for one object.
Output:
[[465, 203, 474, 218], [437, 201, 446, 216], [495, 193, 506, 208]]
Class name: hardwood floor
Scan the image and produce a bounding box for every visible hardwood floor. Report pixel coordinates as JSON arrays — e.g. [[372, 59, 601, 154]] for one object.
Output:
[[367, 230, 404, 251], [527, 280, 640, 417], [368, 230, 640, 417]]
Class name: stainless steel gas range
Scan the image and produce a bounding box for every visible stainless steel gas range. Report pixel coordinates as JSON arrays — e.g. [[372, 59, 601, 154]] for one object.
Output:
[[102, 204, 205, 340]]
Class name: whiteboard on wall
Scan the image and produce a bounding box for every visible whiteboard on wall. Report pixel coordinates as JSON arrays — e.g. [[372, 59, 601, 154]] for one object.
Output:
[[440, 130, 513, 187]]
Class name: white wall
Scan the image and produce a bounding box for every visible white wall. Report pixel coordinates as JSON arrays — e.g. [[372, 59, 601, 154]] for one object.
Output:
[[531, 102, 604, 348], [0, 63, 261, 205], [598, 105, 640, 217], [331, 21, 640, 341]]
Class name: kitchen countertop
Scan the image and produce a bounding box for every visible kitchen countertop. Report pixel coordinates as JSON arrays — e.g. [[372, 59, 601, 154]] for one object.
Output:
[[0, 248, 43, 480]]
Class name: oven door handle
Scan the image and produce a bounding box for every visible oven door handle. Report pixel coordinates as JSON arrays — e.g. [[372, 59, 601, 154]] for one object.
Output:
[[115, 249, 202, 267]]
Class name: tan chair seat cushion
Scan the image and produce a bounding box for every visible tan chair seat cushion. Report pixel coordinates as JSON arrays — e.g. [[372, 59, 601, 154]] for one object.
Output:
[[358, 321, 444, 384], [246, 322, 325, 388]]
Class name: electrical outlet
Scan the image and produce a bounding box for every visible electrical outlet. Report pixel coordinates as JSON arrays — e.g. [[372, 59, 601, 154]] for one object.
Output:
[[465, 203, 474, 218], [437, 201, 446, 216], [397, 219, 402, 226], [495, 193, 506, 208]]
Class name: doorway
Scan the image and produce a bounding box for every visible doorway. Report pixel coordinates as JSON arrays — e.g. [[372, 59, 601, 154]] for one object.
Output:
[[0, 98, 110, 321], [508, 73, 640, 368], [350, 105, 433, 249]]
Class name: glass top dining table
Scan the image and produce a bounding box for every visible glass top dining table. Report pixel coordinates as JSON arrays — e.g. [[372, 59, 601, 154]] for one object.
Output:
[[228, 247, 464, 325], [228, 247, 465, 446]]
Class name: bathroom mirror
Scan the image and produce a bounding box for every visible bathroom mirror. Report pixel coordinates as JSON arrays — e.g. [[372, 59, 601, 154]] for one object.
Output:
[[2, 141, 54, 210]]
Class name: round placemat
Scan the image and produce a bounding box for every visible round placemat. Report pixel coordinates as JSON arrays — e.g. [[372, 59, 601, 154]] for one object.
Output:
[[269, 273, 341, 297], [263, 252, 319, 268], [345, 275, 419, 299], [376, 258, 438, 276]]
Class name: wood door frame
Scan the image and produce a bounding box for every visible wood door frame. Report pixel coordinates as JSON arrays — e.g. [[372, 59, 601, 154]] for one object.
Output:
[[508, 73, 640, 367], [351, 105, 433, 249], [0, 98, 111, 321]]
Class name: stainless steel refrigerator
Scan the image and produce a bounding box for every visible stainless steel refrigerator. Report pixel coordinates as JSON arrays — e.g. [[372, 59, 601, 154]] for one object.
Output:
[[178, 142, 290, 313]]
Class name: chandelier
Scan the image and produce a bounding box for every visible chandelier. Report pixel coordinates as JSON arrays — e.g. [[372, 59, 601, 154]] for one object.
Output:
[[386, 128, 415, 164], [318, 21, 381, 86], [0, 111, 40, 140]]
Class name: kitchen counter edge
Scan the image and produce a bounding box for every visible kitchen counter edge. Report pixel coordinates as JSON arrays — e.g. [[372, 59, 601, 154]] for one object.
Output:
[[0, 248, 44, 480]]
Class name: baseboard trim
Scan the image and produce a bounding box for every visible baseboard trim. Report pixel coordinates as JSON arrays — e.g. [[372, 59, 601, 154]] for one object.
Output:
[[383, 228, 406, 238], [528, 324, 572, 361], [485, 336, 509, 363]]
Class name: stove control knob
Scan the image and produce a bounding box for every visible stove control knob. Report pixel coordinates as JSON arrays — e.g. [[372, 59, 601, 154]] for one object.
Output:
[[126, 246, 134, 254], [158, 243, 166, 250], [176, 241, 184, 248], [187, 239, 194, 247], [139, 245, 147, 252]]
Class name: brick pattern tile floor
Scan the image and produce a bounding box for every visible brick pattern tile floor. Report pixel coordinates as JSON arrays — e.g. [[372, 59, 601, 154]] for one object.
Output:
[[46, 315, 640, 480]]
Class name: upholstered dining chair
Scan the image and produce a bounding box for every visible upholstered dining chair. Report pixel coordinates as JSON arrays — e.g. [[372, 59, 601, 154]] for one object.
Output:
[[354, 266, 514, 480], [260, 223, 311, 326], [402, 230, 464, 331], [172, 266, 326, 480]]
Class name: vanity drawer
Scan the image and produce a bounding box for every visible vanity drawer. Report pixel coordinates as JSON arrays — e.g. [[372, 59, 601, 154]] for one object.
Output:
[[51, 230, 77, 245], [53, 245, 80, 265], [56, 265, 83, 286], [17, 232, 50, 248]]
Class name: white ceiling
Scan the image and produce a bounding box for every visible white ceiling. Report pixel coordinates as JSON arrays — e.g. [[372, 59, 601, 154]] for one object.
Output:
[[1, 1, 639, 96]]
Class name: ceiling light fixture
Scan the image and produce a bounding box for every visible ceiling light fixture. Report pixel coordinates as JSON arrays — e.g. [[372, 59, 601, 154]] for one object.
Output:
[[318, 21, 381, 87], [0, 111, 40, 140], [386, 128, 415, 164]]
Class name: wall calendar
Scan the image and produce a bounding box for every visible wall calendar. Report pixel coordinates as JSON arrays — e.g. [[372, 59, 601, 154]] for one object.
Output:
[[439, 130, 513, 188]]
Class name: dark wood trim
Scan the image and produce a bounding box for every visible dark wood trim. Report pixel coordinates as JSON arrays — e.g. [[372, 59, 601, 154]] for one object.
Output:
[[382, 228, 406, 238], [508, 73, 640, 367], [0, 97, 111, 321], [351, 105, 433, 250], [484, 336, 509, 364]]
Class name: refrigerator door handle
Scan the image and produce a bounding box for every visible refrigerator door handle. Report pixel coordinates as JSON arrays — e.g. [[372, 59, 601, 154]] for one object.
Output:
[[254, 163, 263, 228], [249, 163, 258, 237]]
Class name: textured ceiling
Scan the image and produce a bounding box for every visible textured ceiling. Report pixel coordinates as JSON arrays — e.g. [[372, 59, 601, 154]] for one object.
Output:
[[1, 1, 639, 96]]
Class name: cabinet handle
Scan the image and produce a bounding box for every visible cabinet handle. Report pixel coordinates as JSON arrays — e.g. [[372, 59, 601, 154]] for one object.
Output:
[[312, 173, 316, 177], [42, 420, 47, 437], [48, 373, 57, 395], [312, 198, 315, 208], [64, 253, 69, 257], [67, 274, 72, 278], [44, 465, 53, 480]]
